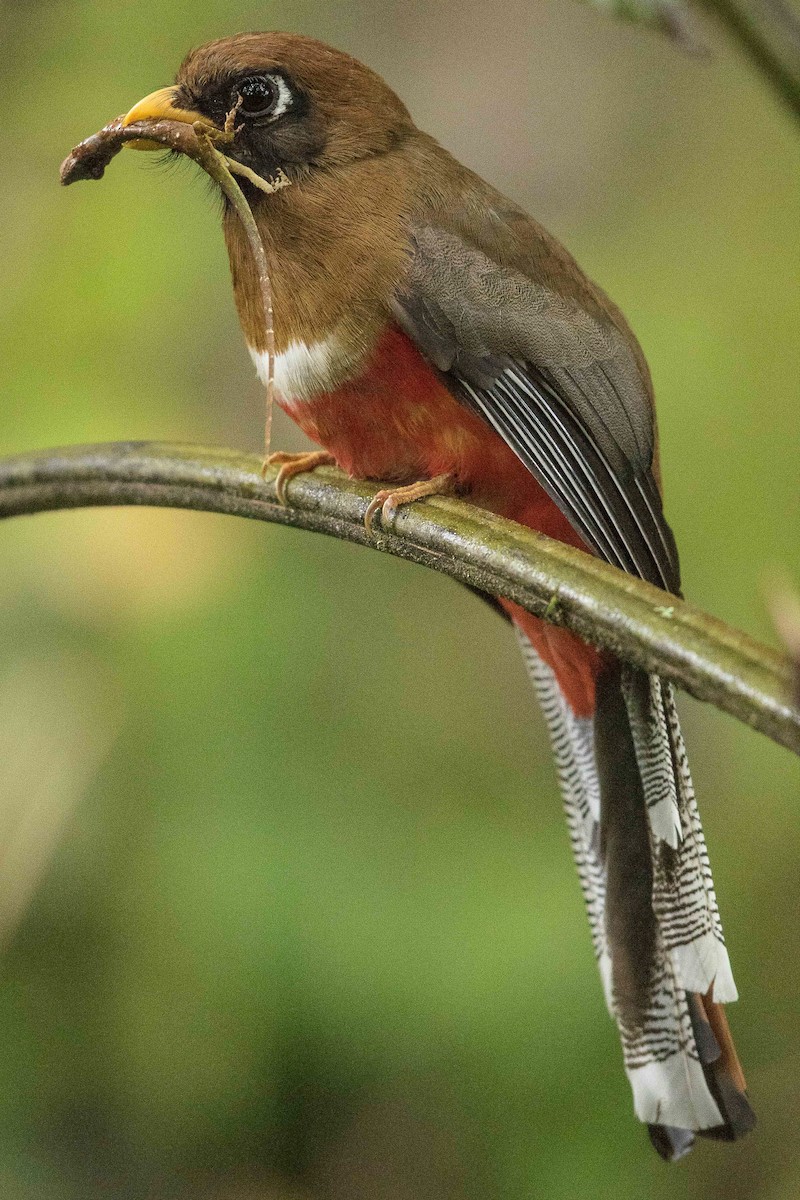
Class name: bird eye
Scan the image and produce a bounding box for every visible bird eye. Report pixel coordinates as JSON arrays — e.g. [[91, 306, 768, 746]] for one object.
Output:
[[233, 75, 279, 118]]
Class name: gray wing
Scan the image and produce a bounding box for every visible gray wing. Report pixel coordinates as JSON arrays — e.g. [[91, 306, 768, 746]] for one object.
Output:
[[392, 224, 681, 593]]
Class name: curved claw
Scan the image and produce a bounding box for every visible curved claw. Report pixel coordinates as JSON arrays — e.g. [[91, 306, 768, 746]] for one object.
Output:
[[261, 450, 336, 504], [364, 473, 454, 537], [364, 490, 392, 536], [275, 465, 293, 505]]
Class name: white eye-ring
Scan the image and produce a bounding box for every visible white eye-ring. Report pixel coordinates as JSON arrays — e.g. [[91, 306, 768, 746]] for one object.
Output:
[[233, 73, 293, 120], [269, 74, 293, 119]]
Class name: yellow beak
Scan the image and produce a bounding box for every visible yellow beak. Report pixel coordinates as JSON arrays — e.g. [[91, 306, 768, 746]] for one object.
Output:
[[122, 86, 212, 150]]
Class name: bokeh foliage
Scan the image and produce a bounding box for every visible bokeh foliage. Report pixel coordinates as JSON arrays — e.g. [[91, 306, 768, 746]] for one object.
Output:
[[1, 1, 798, 1197]]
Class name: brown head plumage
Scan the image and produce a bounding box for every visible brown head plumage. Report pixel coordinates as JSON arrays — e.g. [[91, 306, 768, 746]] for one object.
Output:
[[175, 33, 415, 181]]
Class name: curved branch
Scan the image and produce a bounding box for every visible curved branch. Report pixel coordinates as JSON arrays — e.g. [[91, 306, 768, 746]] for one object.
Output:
[[0, 441, 797, 754]]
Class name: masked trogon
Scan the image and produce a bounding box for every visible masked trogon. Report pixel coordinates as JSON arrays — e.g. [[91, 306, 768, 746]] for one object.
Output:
[[117, 32, 755, 1158]]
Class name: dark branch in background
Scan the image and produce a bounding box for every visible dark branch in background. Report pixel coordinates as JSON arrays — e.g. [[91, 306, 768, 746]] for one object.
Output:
[[579, 0, 709, 52], [580, 0, 800, 121], [0, 442, 797, 755], [700, 0, 800, 119]]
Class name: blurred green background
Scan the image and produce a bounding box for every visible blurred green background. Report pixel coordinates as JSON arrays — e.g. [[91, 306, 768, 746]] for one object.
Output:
[[1, 1, 799, 1196]]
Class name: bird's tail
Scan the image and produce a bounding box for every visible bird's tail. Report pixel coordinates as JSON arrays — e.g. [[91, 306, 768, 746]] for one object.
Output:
[[515, 629, 756, 1159]]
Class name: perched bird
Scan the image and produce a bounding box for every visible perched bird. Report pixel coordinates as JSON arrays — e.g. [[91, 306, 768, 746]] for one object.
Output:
[[119, 32, 754, 1157]]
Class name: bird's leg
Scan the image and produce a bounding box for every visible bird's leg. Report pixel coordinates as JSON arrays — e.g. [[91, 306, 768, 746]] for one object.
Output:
[[364, 473, 455, 535], [264, 450, 336, 503]]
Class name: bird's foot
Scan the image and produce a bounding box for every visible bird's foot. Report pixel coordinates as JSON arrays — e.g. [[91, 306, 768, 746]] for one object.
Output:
[[263, 450, 336, 503], [364, 473, 454, 536]]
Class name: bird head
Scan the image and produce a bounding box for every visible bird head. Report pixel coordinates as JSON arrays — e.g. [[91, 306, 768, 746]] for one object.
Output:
[[122, 32, 416, 184]]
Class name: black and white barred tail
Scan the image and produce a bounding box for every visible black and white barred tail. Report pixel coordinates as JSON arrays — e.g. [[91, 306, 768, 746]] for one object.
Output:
[[517, 631, 755, 1159]]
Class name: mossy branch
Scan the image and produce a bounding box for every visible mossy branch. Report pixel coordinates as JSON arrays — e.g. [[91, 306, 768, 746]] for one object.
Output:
[[0, 441, 796, 755]]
